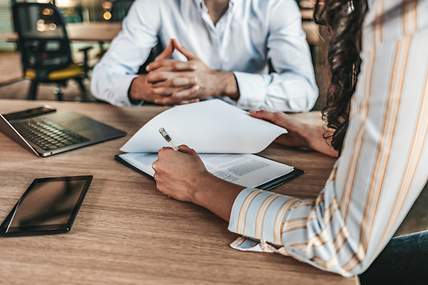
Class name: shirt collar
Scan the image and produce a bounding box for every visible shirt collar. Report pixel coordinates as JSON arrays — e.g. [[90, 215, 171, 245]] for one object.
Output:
[[194, 0, 237, 11]]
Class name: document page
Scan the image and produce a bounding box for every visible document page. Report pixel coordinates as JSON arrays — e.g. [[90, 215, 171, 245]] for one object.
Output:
[[118, 153, 294, 188], [120, 100, 286, 154]]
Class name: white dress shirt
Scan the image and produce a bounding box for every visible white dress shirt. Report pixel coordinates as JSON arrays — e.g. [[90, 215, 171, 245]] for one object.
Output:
[[228, 0, 428, 277], [91, 0, 318, 112]]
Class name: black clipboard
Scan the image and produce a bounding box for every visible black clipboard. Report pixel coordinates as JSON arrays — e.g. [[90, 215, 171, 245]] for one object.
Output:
[[114, 154, 303, 191]]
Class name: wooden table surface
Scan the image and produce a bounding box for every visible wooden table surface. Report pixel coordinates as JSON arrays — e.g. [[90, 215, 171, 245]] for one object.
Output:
[[0, 100, 357, 285], [0, 21, 320, 46]]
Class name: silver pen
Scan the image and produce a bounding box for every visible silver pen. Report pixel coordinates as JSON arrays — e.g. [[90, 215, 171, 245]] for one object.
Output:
[[159, 127, 178, 150]]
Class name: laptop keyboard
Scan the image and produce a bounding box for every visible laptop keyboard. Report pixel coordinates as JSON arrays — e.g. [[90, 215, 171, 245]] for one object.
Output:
[[13, 119, 89, 151]]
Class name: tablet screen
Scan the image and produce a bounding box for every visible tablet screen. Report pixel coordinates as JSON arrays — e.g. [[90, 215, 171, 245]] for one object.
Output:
[[0, 176, 92, 237]]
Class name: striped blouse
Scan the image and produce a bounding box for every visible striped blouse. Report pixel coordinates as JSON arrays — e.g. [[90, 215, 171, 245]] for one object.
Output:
[[228, 0, 428, 277]]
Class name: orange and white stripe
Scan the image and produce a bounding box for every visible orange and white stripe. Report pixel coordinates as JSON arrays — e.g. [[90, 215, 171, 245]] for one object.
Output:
[[228, 0, 428, 277]]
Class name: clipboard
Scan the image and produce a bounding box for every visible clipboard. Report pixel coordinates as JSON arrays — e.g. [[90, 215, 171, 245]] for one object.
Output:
[[114, 154, 304, 191]]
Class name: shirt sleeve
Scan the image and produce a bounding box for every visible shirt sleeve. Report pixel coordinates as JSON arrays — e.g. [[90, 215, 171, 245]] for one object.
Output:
[[90, 0, 160, 106], [229, 0, 428, 277], [234, 0, 318, 112]]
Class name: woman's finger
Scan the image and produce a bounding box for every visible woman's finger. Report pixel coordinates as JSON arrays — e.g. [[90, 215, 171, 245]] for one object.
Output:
[[177, 145, 196, 154], [249, 110, 286, 124], [152, 159, 159, 172]]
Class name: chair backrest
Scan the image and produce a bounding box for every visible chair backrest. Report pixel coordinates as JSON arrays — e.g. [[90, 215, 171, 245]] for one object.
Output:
[[111, 0, 134, 22], [12, 2, 72, 75]]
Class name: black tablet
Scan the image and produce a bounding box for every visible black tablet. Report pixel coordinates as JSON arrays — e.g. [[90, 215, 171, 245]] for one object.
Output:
[[0, 176, 93, 237]]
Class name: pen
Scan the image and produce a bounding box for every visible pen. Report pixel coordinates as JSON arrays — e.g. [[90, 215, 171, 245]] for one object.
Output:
[[159, 127, 178, 150]]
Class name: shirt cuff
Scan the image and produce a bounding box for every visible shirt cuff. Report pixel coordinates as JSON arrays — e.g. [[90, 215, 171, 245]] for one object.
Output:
[[113, 74, 139, 106], [228, 188, 292, 246], [233, 72, 267, 110]]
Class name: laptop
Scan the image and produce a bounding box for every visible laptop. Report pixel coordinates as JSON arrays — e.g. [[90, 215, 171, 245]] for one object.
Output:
[[0, 106, 126, 157]]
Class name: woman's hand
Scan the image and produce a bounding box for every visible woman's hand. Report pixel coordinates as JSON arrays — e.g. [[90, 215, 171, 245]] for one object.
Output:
[[152, 145, 243, 221], [152, 145, 209, 202], [251, 111, 339, 158]]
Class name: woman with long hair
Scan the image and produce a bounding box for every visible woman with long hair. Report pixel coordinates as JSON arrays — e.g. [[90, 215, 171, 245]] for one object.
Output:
[[152, 0, 428, 280]]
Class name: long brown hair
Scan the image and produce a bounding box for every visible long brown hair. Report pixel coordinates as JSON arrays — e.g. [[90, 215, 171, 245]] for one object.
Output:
[[315, 0, 369, 152]]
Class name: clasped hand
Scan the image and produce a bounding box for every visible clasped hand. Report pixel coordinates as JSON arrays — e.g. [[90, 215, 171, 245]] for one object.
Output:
[[130, 39, 238, 105]]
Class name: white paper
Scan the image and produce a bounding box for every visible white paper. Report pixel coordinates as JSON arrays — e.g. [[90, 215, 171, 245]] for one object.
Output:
[[118, 152, 294, 188], [120, 100, 286, 154]]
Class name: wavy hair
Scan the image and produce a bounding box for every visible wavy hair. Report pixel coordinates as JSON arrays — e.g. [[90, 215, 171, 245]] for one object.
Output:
[[315, 0, 369, 152]]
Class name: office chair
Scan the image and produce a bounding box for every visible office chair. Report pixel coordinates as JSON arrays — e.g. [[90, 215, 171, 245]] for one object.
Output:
[[12, 2, 92, 101], [111, 0, 134, 22]]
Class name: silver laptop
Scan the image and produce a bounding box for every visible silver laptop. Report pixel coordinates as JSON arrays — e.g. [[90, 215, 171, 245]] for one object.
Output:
[[0, 106, 126, 157]]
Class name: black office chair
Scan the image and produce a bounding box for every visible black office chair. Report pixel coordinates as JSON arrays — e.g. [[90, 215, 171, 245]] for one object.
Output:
[[111, 0, 134, 22], [12, 2, 92, 101]]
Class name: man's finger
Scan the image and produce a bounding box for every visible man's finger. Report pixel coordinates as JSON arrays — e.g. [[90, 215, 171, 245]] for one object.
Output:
[[153, 84, 199, 105], [173, 85, 200, 98], [154, 39, 175, 62], [152, 86, 176, 96], [172, 77, 197, 87], [147, 59, 176, 72], [179, 99, 200, 105], [151, 76, 196, 91], [172, 39, 197, 60], [154, 91, 198, 105], [154, 95, 184, 106], [147, 60, 196, 72], [147, 71, 171, 84]]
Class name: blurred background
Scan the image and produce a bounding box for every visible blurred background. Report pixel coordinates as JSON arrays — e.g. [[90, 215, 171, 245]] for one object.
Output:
[[0, 0, 329, 109]]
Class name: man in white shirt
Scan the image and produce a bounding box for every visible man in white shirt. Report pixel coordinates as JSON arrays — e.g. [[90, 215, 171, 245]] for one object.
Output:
[[91, 0, 318, 112]]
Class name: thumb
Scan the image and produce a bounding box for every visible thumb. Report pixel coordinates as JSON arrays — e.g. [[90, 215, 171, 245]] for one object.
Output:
[[172, 39, 197, 60], [155, 39, 175, 61], [177, 144, 196, 154]]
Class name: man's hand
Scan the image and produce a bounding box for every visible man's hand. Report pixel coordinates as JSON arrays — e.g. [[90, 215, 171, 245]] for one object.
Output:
[[129, 74, 200, 105], [129, 40, 199, 105], [146, 39, 239, 105]]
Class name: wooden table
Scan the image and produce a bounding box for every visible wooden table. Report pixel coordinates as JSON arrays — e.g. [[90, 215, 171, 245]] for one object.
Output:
[[0, 100, 357, 285], [0, 22, 320, 46], [0, 23, 122, 43]]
